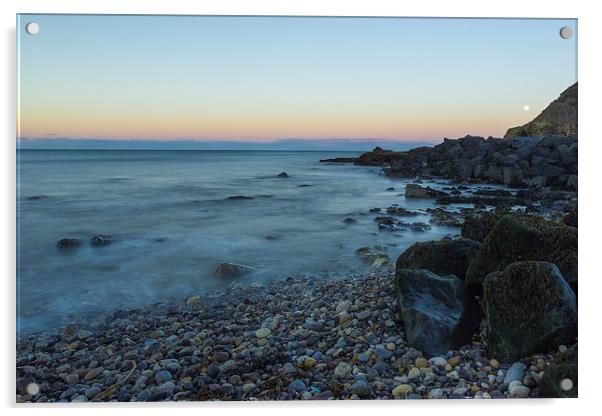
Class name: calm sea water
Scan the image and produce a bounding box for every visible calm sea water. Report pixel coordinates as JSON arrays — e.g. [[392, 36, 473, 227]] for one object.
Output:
[[17, 149, 460, 334]]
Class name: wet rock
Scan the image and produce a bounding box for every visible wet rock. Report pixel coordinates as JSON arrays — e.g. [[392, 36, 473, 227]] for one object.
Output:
[[461, 211, 504, 242], [396, 238, 481, 281], [405, 184, 447, 199], [215, 263, 255, 278], [483, 261, 577, 361], [226, 195, 254, 200], [350, 380, 372, 397], [277, 172, 289, 178], [56, 238, 81, 249], [90, 235, 111, 246], [466, 214, 578, 292], [426, 208, 461, 227], [394, 268, 481, 357]]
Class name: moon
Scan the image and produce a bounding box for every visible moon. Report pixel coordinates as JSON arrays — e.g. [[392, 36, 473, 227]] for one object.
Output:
[[523, 105, 530, 112]]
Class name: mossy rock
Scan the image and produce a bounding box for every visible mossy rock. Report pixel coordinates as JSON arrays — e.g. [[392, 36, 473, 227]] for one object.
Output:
[[461, 211, 503, 242], [539, 346, 578, 398], [465, 214, 577, 292], [483, 261, 577, 362], [396, 238, 481, 280]]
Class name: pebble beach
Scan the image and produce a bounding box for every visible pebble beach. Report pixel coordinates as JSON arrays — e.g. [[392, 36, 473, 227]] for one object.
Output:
[[17, 269, 555, 402]]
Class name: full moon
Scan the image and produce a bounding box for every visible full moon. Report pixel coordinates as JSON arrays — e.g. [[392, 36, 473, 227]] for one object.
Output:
[[523, 105, 530, 112]]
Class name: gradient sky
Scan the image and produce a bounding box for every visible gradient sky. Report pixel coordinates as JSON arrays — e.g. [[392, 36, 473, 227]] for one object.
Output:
[[17, 15, 577, 142]]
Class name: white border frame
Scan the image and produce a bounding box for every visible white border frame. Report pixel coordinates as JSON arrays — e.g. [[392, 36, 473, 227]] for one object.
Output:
[[2, 1, 599, 415]]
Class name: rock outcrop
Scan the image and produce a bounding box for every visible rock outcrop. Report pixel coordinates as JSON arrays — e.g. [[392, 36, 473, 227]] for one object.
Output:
[[482, 261, 577, 362], [465, 215, 578, 292], [320, 84, 578, 191], [394, 268, 481, 357], [396, 239, 481, 281], [505, 83, 577, 139]]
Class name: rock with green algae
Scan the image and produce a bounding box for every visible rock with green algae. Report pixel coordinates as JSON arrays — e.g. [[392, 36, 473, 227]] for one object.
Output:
[[465, 214, 577, 292], [483, 261, 577, 362], [539, 345, 578, 398], [395, 238, 481, 281]]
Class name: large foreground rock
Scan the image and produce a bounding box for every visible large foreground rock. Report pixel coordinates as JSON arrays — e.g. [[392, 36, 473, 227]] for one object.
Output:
[[539, 346, 578, 398], [465, 214, 578, 292], [483, 261, 577, 362], [396, 238, 481, 281], [394, 268, 481, 357]]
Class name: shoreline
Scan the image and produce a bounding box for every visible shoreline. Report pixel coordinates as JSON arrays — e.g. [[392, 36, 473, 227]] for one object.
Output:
[[16, 173, 578, 402], [17, 268, 556, 402]]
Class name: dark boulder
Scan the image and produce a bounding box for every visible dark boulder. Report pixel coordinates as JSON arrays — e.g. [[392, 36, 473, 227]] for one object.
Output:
[[56, 238, 81, 249], [426, 207, 461, 226], [91, 235, 111, 246], [465, 215, 578, 292], [483, 261, 577, 362], [277, 172, 289, 178], [461, 211, 503, 242], [539, 346, 578, 398], [405, 184, 447, 199], [396, 238, 481, 281], [394, 268, 481, 357]]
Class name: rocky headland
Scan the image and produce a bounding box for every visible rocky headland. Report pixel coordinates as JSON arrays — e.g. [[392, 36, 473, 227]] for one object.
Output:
[[16, 84, 578, 401]]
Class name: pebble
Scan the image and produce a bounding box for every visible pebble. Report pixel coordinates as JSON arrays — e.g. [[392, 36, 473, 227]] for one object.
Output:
[[408, 367, 421, 380], [357, 310, 371, 320], [84, 386, 102, 400], [255, 328, 271, 339], [415, 357, 428, 368], [392, 384, 412, 396], [288, 379, 306, 394], [509, 385, 530, 398], [350, 380, 372, 397], [154, 370, 172, 384], [428, 388, 444, 399], [84, 367, 104, 381], [504, 362, 527, 384], [334, 362, 352, 378], [429, 357, 448, 367]]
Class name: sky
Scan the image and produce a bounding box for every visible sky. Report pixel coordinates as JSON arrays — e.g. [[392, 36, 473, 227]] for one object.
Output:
[[17, 15, 577, 146]]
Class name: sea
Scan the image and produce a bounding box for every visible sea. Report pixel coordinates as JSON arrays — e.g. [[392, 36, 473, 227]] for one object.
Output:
[[17, 149, 466, 335]]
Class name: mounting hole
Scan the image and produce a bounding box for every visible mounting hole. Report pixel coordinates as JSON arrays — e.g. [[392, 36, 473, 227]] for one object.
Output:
[[25, 22, 39, 35], [26, 383, 40, 395], [559, 378, 574, 391], [559, 26, 573, 39]]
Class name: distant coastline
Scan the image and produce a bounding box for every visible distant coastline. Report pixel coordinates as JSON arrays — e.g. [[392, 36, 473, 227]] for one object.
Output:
[[17, 138, 437, 152]]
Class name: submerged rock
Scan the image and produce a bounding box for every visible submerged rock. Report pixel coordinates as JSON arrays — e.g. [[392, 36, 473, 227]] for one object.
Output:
[[56, 238, 81, 249], [483, 261, 577, 361], [465, 214, 578, 292], [215, 263, 256, 278], [394, 268, 481, 357], [277, 172, 289, 178], [90, 235, 111, 246], [396, 238, 481, 281], [227, 195, 255, 200]]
